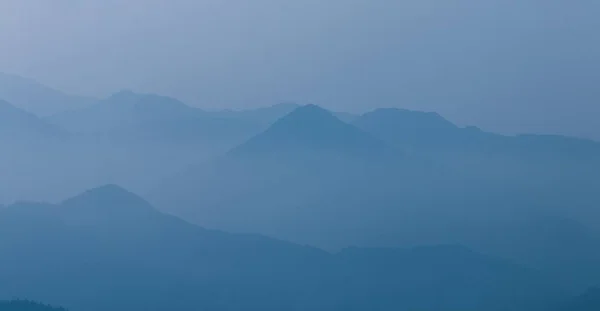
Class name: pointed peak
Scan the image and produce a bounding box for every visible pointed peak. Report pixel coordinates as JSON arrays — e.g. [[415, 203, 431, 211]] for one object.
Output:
[[271, 104, 338, 126], [231, 104, 388, 156], [263, 104, 345, 135], [62, 184, 155, 214], [292, 104, 333, 115], [109, 89, 137, 99]]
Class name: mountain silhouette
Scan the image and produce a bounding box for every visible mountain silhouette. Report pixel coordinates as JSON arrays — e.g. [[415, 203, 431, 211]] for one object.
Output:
[[213, 102, 300, 125], [0, 300, 67, 311], [47, 90, 202, 134], [0, 99, 66, 140], [61, 184, 155, 217], [353, 108, 460, 147], [231, 104, 389, 156], [151, 105, 600, 292], [0, 186, 564, 311], [48, 91, 267, 146], [0, 72, 93, 117], [354, 107, 600, 157]]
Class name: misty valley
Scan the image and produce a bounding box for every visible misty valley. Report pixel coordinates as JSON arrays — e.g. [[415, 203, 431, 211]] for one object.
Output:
[[1, 74, 600, 311]]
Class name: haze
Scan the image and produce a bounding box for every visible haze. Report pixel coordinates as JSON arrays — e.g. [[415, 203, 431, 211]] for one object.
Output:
[[1, 0, 599, 138], [2, 2, 600, 310]]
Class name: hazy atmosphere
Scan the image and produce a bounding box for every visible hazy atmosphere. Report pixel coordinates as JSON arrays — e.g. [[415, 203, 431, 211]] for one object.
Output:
[[1, 0, 599, 138], [1, 1, 600, 311]]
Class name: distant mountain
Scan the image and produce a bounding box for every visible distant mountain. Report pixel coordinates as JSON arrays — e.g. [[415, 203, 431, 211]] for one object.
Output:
[[352, 108, 460, 148], [47, 91, 266, 147], [214, 103, 358, 127], [147, 105, 438, 248], [0, 72, 93, 117], [151, 105, 600, 292], [0, 300, 67, 311], [0, 99, 66, 141], [212, 102, 301, 126], [354, 107, 600, 157], [47, 90, 201, 134], [0, 185, 564, 311], [231, 104, 389, 156]]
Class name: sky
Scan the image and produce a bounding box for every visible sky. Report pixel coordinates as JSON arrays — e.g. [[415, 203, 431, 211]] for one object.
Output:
[[0, 0, 599, 138]]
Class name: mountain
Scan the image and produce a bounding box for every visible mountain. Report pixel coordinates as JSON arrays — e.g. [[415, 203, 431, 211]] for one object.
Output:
[[151, 105, 600, 292], [150, 104, 410, 247], [0, 72, 93, 117], [0, 99, 66, 141], [47, 90, 201, 134], [0, 185, 564, 311], [212, 102, 300, 126], [353, 108, 600, 157], [0, 300, 67, 311], [0, 100, 72, 203], [214, 103, 357, 126], [231, 104, 389, 156], [352, 108, 461, 149], [47, 90, 265, 147]]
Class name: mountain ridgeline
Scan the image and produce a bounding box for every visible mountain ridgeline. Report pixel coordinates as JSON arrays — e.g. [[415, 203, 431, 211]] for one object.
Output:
[[151, 105, 600, 292], [0, 300, 67, 311], [0, 185, 565, 311], [1, 77, 600, 310]]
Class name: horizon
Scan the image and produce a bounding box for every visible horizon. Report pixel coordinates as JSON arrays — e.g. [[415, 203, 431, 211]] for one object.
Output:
[[2, 70, 600, 143], [1, 0, 599, 139]]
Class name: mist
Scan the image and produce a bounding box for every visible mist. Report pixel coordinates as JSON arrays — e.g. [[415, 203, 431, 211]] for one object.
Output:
[[1, 0, 599, 138], [1, 1, 600, 311]]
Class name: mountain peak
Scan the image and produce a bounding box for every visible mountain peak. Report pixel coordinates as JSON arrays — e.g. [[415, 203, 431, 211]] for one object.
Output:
[[268, 104, 343, 133], [0, 72, 93, 116], [231, 104, 388, 155], [284, 104, 333, 120], [110, 89, 136, 98], [61, 185, 155, 215]]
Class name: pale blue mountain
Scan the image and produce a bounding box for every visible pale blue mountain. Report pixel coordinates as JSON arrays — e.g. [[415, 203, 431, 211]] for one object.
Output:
[[0, 72, 93, 117], [0, 99, 66, 141], [353, 107, 600, 157], [152, 105, 600, 292], [230, 104, 389, 156]]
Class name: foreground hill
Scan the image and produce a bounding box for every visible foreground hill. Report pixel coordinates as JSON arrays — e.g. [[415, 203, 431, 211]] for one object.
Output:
[[0, 300, 67, 311], [0, 185, 562, 311]]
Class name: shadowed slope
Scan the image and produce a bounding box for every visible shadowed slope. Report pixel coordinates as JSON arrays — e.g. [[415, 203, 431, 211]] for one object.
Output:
[[0, 186, 564, 311]]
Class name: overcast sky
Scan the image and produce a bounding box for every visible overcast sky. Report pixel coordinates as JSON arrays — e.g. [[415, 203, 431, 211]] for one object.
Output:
[[0, 0, 599, 137]]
